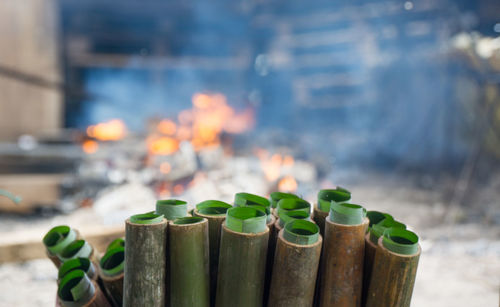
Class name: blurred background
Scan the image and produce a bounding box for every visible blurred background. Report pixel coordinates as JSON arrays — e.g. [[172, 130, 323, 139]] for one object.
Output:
[[0, 0, 499, 306]]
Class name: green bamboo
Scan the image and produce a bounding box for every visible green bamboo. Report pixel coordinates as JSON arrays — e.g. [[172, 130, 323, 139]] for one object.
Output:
[[193, 200, 232, 306], [123, 212, 167, 307], [43, 225, 79, 268], [216, 207, 269, 307], [168, 216, 210, 307], [58, 269, 111, 307], [156, 199, 188, 220], [99, 247, 124, 307], [268, 220, 322, 307], [366, 229, 421, 307]]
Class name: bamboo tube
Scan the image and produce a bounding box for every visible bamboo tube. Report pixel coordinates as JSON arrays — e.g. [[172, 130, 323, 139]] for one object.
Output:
[[123, 212, 167, 307], [105, 238, 124, 252], [43, 225, 79, 268], [362, 212, 406, 306], [58, 269, 111, 307], [366, 229, 421, 307], [59, 240, 98, 266], [277, 198, 311, 217], [268, 220, 322, 307], [58, 258, 97, 282], [193, 200, 232, 305], [168, 216, 210, 307], [216, 207, 269, 307], [99, 247, 124, 307], [315, 188, 351, 235], [269, 192, 299, 217], [156, 199, 188, 220], [320, 203, 368, 307]]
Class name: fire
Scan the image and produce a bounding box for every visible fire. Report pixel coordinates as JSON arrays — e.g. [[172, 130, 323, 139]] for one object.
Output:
[[159, 162, 172, 174], [86, 119, 126, 141], [147, 136, 179, 155], [82, 140, 99, 154], [151, 92, 254, 153], [278, 176, 298, 193], [255, 150, 296, 182]]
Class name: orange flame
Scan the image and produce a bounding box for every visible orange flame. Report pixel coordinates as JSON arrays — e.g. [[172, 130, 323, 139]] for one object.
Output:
[[147, 136, 179, 155], [157, 120, 177, 136], [82, 140, 99, 154], [87, 119, 126, 141], [278, 176, 298, 193]]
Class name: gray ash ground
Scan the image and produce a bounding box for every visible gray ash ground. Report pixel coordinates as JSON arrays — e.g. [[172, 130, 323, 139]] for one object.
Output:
[[0, 169, 499, 307]]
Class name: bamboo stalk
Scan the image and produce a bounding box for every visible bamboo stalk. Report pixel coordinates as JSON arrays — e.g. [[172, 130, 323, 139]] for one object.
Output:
[[156, 199, 188, 220], [58, 269, 111, 307], [268, 220, 322, 307], [320, 203, 368, 307], [123, 212, 167, 307], [362, 212, 406, 306], [312, 206, 328, 236], [192, 200, 232, 306], [168, 216, 210, 307], [43, 226, 79, 268], [216, 207, 269, 307], [365, 229, 421, 307], [99, 247, 124, 307]]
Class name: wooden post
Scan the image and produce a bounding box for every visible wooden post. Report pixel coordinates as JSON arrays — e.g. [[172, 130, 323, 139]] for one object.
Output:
[[123, 212, 167, 307], [99, 247, 124, 307], [168, 217, 210, 307], [192, 200, 232, 306], [268, 220, 322, 307], [366, 229, 420, 307], [216, 207, 269, 307], [320, 203, 368, 307], [58, 270, 111, 307]]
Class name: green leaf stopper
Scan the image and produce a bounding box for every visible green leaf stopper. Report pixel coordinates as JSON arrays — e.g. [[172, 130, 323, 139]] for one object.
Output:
[[234, 192, 270, 208], [156, 199, 188, 220], [277, 198, 311, 218], [225, 207, 267, 234], [196, 200, 232, 215], [317, 188, 351, 212], [106, 238, 125, 252], [58, 269, 95, 305], [43, 225, 77, 255], [278, 210, 310, 228], [130, 212, 164, 224], [382, 228, 419, 255], [369, 218, 406, 244], [329, 202, 365, 225], [100, 247, 125, 277], [269, 192, 299, 208], [283, 220, 320, 245], [58, 257, 95, 280], [173, 216, 204, 225], [59, 240, 93, 262]]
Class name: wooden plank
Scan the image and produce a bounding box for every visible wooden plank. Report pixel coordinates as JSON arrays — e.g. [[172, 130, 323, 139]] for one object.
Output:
[[0, 174, 64, 213], [0, 225, 125, 264], [0, 0, 62, 141]]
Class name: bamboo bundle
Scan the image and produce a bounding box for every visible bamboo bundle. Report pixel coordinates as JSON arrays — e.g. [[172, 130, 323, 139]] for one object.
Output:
[[268, 220, 322, 307], [123, 212, 167, 307], [216, 207, 269, 307], [43, 226, 79, 268], [156, 199, 188, 220], [99, 246, 124, 306], [168, 216, 210, 307], [320, 202, 368, 307], [365, 229, 420, 307]]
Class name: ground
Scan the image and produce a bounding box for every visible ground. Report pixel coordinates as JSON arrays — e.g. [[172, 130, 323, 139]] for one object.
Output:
[[0, 171, 498, 307]]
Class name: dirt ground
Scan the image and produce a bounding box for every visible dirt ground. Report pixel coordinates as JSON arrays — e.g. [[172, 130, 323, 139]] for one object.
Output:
[[0, 171, 498, 307]]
